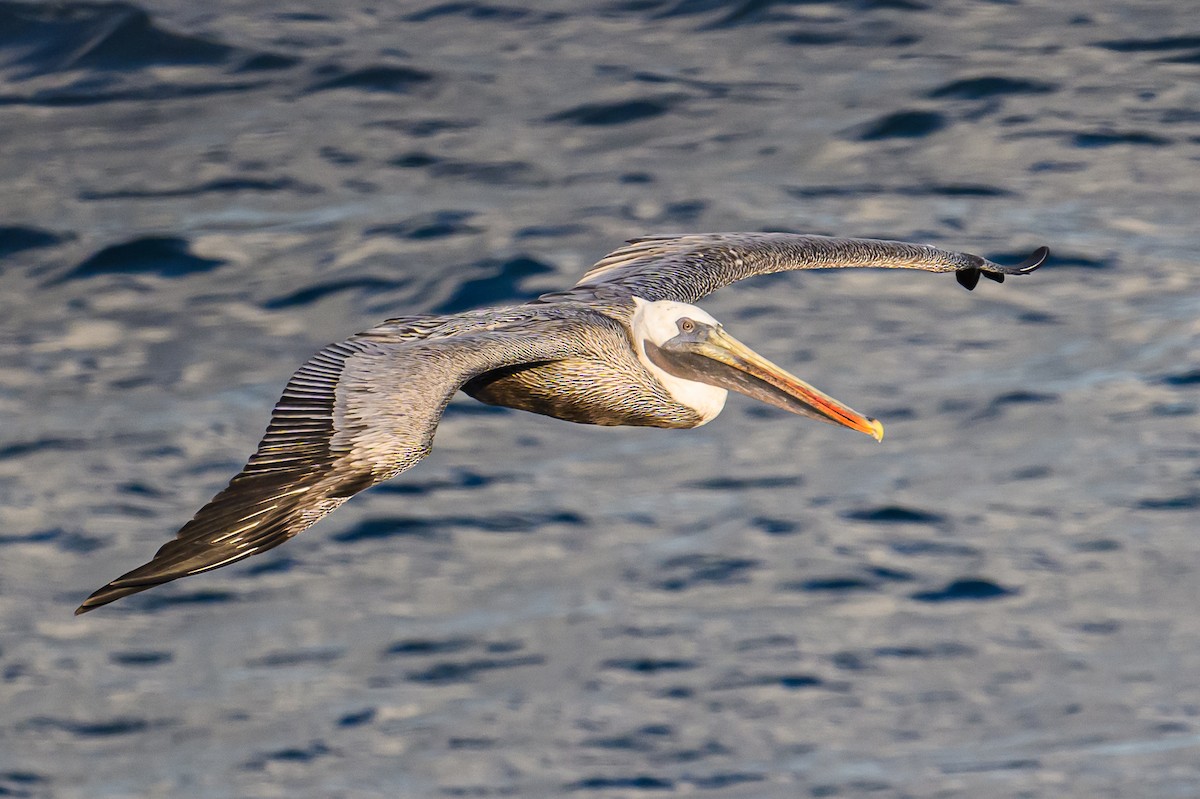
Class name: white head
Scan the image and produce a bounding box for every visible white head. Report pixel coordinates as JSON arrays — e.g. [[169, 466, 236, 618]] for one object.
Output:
[[631, 298, 728, 425], [628, 296, 885, 440]]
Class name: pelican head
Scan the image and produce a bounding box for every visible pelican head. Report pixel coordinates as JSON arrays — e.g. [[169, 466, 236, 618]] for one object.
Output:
[[631, 298, 883, 439]]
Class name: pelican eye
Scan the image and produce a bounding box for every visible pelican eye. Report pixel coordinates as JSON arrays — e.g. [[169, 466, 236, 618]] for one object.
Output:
[[678, 318, 696, 333]]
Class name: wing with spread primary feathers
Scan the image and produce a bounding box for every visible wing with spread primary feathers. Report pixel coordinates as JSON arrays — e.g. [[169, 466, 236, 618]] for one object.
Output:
[[76, 308, 601, 614], [544, 232, 1048, 304]]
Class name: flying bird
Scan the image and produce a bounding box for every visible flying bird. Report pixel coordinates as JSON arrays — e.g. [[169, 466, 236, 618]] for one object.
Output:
[[76, 233, 1048, 614]]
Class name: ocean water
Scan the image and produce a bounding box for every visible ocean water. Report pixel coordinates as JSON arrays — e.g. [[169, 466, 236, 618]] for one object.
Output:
[[1, 1, 1198, 796]]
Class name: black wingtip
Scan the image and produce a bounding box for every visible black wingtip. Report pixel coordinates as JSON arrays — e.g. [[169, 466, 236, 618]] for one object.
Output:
[[956, 245, 1049, 291], [1016, 245, 1050, 273], [74, 585, 122, 615], [75, 587, 104, 615], [74, 578, 159, 615]]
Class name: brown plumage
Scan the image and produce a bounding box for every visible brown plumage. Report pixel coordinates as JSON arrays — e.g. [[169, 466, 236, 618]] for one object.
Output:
[[76, 233, 1047, 614]]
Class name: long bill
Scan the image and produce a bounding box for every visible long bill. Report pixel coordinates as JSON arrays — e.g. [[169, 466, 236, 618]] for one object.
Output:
[[648, 327, 884, 441]]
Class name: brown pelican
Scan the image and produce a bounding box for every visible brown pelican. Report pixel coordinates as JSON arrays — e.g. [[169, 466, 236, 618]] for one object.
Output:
[[75, 233, 1047, 614]]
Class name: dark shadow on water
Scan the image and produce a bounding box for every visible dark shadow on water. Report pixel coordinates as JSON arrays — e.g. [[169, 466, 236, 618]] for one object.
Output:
[[711, 671, 825, 690], [337, 708, 376, 728], [783, 30, 850, 46], [1, 527, 103, 553], [633, 0, 928, 30], [22, 715, 160, 738], [0, 78, 270, 107], [304, 64, 433, 94], [372, 469, 495, 496], [927, 76, 1057, 99], [434, 256, 556, 313], [970, 390, 1059, 422], [0, 2, 296, 107], [1160, 50, 1200, 64], [856, 109, 946, 140], [1136, 493, 1200, 511], [688, 772, 767, 789], [233, 52, 300, 73], [135, 589, 239, 612], [403, 3, 559, 24], [0, 225, 68, 257], [991, 391, 1059, 405], [0, 2, 234, 76], [365, 209, 481, 240], [785, 576, 875, 593], [486, 639, 524, 653], [1093, 34, 1200, 52], [1160, 369, 1200, 387], [241, 554, 297, 576], [842, 505, 946, 525], [786, 183, 1011, 199], [734, 634, 795, 652], [331, 517, 446, 543], [263, 277, 406, 310], [1072, 130, 1171, 148], [582, 723, 673, 750], [910, 578, 1017, 602], [447, 736, 495, 750], [751, 516, 802, 536], [888, 539, 980, 557], [109, 650, 173, 667], [245, 648, 344, 668], [389, 151, 545, 186], [80, 176, 320, 201], [683, 474, 800, 491], [332, 510, 584, 543], [874, 641, 975, 659], [650, 554, 759, 591], [831, 651, 871, 671], [0, 771, 48, 796], [1071, 537, 1121, 553], [406, 654, 545, 683], [546, 96, 681, 126], [564, 775, 673, 792], [242, 741, 332, 771], [1151, 401, 1197, 416], [367, 117, 478, 137], [383, 637, 475, 657], [50, 236, 224, 284], [602, 657, 696, 674], [515, 222, 589, 239], [0, 437, 88, 460]]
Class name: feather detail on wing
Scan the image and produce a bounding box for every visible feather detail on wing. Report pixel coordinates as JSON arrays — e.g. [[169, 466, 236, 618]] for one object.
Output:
[[547, 233, 1047, 304], [76, 309, 601, 614]]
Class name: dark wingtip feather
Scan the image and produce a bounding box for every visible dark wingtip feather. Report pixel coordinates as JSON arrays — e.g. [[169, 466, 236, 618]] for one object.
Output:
[[1017, 245, 1050, 273], [75, 581, 154, 615], [956, 245, 1049, 291]]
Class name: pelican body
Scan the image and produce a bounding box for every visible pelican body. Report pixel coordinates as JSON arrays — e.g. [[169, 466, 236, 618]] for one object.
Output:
[[76, 233, 1047, 614]]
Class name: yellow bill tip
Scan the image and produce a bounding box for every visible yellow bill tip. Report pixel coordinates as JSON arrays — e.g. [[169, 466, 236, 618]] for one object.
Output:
[[867, 418, 884, 442]]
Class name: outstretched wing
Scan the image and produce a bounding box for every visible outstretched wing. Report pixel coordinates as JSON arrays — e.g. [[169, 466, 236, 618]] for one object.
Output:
[[546, 233, 1048, 304], [76, 310, 598, 614]]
